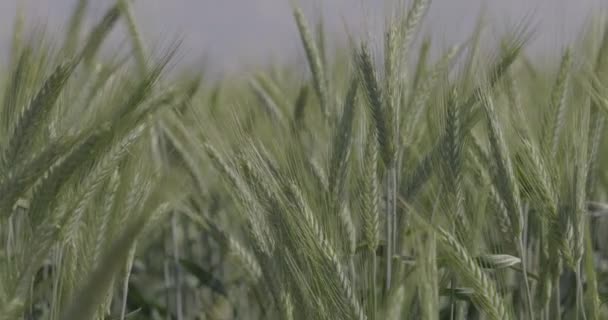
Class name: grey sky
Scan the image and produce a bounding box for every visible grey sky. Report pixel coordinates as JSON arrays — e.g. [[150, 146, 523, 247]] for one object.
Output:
[[0, 0, 605, 73]]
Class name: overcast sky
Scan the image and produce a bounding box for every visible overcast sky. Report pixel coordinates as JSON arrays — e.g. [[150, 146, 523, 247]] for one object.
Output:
[[0, 0, 605, 73]]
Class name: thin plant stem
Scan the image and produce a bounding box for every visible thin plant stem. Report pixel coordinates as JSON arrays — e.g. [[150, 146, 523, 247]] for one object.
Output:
[[120, 261, 133, 320], [554, 276, 562, 320], [171, 212, 184, 320], [518, 239, 534, 320], [385, 163, 397, 291], [368, 252, 377, 320]]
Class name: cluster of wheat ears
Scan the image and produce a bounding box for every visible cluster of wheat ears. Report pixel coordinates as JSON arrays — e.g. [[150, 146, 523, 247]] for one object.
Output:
[[0, 0, 608, 319]]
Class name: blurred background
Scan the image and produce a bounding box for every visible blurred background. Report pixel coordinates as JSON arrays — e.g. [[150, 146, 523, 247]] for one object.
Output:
[[0, 0, 605, 75]]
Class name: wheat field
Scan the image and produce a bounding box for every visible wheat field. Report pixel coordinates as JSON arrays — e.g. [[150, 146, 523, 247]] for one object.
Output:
[[1, 0, 608, 319]]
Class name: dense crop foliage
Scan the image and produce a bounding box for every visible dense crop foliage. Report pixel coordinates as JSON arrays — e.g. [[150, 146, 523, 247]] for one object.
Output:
[[1, 0, 608, 319]]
